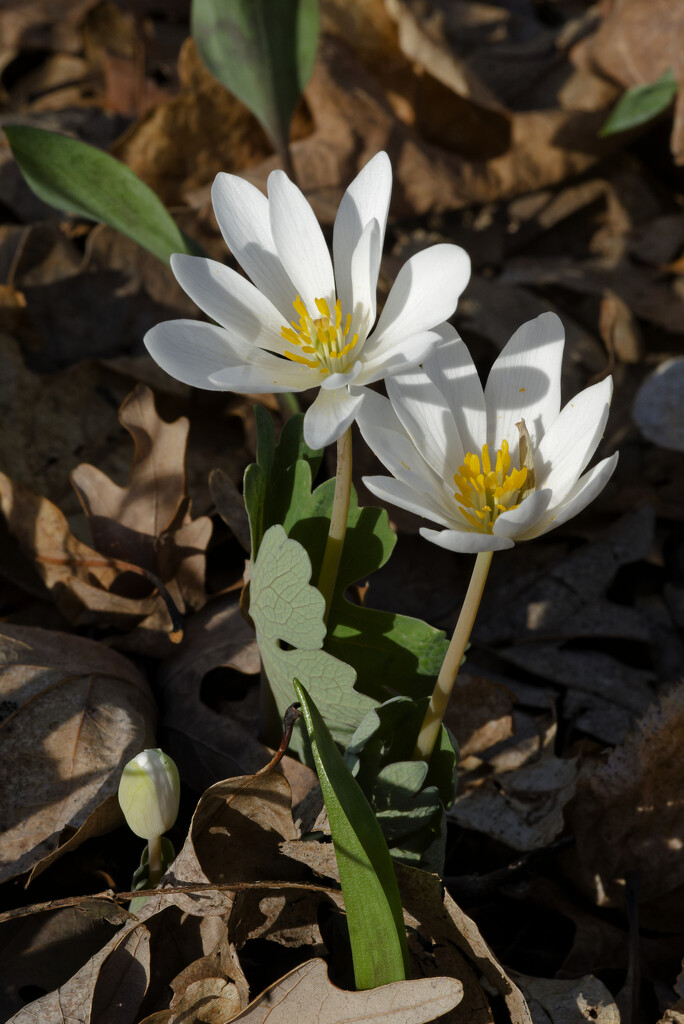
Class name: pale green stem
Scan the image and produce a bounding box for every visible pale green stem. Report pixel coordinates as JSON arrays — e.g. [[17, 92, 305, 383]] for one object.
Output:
[[413, 550, 494, 761], [317, 427, 353, 624], [148, 833, 163, 887]]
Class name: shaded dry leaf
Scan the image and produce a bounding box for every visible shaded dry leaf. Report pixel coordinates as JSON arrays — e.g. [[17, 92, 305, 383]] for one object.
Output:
[[512, 973, 620, 1023], [166, 769, 301, 919], [229, 958, 462, 1024], [156, 596, 265, 792], [0, 623, 155, 883], [564, 682, 684, 930], [449, 718, 578, 852], [165, 930, 249, 1022], [8, 918, 151, 1024]]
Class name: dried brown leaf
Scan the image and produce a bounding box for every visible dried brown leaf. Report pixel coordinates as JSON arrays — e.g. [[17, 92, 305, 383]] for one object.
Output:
[[157, 596, 265, 792], [0, 623, 155, 883], [230, 958, 462, 1024], [512, 973, 620, 1023]]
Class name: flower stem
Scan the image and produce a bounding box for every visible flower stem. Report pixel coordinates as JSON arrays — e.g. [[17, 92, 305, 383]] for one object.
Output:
[[148, 834, 163, 887], [413, 550, 494, 760], [318, 427, 353, 625]]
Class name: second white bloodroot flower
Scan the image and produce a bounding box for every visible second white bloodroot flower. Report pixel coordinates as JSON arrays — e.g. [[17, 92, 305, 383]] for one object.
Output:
[[357, 313, 618, 551], [144, 152, 470, 449]]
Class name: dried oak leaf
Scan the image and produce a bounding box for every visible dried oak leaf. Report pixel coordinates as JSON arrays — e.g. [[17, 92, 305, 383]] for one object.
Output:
[[564, 681, 684, 930], [0, 382, 211, 654], [512, 973, 620, 1023], [0, 622, 155, 884], [228, 958, 462, 1024]]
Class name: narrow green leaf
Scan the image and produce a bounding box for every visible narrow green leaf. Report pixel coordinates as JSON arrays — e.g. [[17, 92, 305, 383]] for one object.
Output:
[[601, 68, 678, 136], [191, 0, 319, 159], [4, 125, 202, 263], [293, 680, 410, 990]]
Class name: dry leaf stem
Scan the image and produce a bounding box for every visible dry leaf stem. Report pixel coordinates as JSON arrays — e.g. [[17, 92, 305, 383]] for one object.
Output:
[[318, 426, 352, 624], [414, 550, 493, 760]]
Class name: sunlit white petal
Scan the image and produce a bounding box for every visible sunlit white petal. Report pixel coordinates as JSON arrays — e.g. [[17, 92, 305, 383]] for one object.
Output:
[[484, 312, 564, 462], [333, 151, 391, 322], [519, 453, 618, 540], [170, 254, 286, 352], [422, 328, 487, 456], [211, 173, 295, 318], [358, 329, 444, 385], [364, 476, 454, 528], [268, 170, 335, 312], [304, 386, 365, 450], [420, 527, 515, 553], [370, 245, 471, 353], [535, 377, 613, 503], [492, 488, 552, 540]]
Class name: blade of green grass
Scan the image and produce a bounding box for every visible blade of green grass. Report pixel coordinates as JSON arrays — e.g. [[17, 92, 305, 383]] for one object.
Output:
[[294, 680, 410, 990], [601, 68, 678, 137], [4, 125, 203, 263]]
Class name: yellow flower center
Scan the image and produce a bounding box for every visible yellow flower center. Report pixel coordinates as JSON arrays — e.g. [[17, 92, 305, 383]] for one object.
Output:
[[453, 439, 528, 532], [281, 296, 359, 375]]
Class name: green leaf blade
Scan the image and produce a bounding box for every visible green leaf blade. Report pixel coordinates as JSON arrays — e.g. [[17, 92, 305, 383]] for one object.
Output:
[[4, 125, 200, 263], [601, 68, 679, 136], [294, 680, 410, 990], [191, 0, 319, 158]]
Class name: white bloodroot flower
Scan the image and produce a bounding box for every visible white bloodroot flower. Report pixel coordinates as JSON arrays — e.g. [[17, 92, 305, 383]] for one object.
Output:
[[357, 313, 618, 552], [144, 152, 470, 449]]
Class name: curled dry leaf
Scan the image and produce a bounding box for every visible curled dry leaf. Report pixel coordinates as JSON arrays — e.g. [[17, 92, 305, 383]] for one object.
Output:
[[0, 623, 155, 884], [0, 383, 211, 654], [229, 958, 462, 1024], [564, 681, 684, 930], [633, 357, 684, 452], [165, 769, 301, 919]]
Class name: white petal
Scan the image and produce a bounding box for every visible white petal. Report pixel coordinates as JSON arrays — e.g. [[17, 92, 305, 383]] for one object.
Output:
[[422, 327, 487, 456], [484, 312, 564, 462], [303, 386, 364, 448], [492, 488, 552, 541], [356, 389, 449, 503], [145, 319, 241, 391], [369, 244, 471, 353], [170, 254, 287, 352], [348, 219, 380, 343], [333, 151, 391, 322], [320, 360, 364, 390], [520, 453, 618, 540], [357, 328, 443, 385], [420, 526, 514, 553], [363, 476, 454, 528], [535, 377, 613, 504], [211, 173, 295, 318], [385, 364, 466, 483], [144, 319, 314, 394], [268, 170, 335, 312]]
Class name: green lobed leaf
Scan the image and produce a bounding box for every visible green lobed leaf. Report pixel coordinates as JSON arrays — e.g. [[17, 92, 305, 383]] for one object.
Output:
[[345, 696, 458, 873], [249, 524, 376, 758], [294, 680, 410, 990], [4, 125, 202, 264], [191, 0, 319, 159], [243, 411, 449, 732], [601, 68, 679, 137]]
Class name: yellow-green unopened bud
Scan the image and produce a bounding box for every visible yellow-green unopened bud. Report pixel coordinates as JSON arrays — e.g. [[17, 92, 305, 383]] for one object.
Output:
[[118, 748, 180, 840]]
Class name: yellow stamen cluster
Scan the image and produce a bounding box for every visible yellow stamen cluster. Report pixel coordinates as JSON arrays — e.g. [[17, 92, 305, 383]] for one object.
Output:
[[453, 439, 527, 532], [281, 296, 359, 374]]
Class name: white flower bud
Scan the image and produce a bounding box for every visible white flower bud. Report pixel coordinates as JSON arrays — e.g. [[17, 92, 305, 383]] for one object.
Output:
[[118, 748, 180, 840]]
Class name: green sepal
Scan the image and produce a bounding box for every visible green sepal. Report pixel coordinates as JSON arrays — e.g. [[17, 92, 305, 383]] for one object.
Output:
[[129, 837, 176, 914]]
